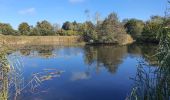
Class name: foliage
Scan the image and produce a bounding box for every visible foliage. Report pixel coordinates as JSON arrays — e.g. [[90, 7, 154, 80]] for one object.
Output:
[[127, 1, 170, 99], [127, 25, 170, 100], [141, 21, 162, 43], [96, 12, 127, 43], [139, 16, 164, 43], [60, 30, 80, 36], [18, 22, 31, 35], [62, 21, 73, 30], [29, 28, 40, 36], [0, 12, 167, 45], [124, 19, 144, 39], [0, 23, 16, 35], [36, 20, 55, 36], [82, 21, 97, 42], [61, 21, 84, 36]]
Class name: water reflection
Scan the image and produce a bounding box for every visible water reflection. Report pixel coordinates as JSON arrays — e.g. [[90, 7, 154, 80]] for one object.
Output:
[[19, 45, 54, 58], [0, 44, 158, 100], [14, 44, 158, 77], [84, 45, 128, 73], [128, 44, 158, 65], [0, 52, 64, 100]]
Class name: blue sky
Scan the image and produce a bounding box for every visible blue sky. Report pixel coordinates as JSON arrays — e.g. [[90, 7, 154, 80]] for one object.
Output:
[[0, 0, 167, 29]]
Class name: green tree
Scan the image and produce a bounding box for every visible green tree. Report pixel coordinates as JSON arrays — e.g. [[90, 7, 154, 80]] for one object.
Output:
[[150, 15, 164, 24], [97, 12, 126, 43], [18, 22, 30, 35], [72, 21, 78, 31], [62, 21, 73, 30], [124, 19, 144, 39], [36, 20, 55, 36], [83, 21, 97, 42], [30, 28, 40, 36], [141, 16, 163, 43], [0, 23, 16, 35]]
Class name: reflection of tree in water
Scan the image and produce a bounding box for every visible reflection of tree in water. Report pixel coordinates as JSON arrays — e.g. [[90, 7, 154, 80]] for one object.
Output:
[[19, 49, 31, 56], [37, 48, 54, 58], [128, 43, 158, 65], [139, 44, 158, 65], [19, 45, 54, 58], [19, 45, 83, 58], [84, 45, 128, 74], [127, 43, 142, 56], [0, 52, 64, 100]]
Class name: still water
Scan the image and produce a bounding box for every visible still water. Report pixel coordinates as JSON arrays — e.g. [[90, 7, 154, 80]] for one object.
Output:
[[2, 44, 157, 100]]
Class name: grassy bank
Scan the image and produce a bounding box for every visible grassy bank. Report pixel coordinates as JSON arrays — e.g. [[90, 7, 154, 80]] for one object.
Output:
[[0, 35, 84, 46]]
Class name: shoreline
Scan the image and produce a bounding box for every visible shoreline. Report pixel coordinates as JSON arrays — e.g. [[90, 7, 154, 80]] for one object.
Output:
[[0, 34, 134, 47]]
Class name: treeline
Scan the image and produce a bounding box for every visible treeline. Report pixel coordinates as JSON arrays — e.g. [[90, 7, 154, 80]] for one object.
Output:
[[0, 12, 129, 44], [0, 20, 84, 36], [124, 16, 170, 43], [0, 12, 169, 43]]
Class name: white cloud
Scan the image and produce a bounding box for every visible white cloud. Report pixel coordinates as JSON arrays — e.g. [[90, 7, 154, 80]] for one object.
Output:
[[69, 0, 85, 3], [18, 7, 36, 15]]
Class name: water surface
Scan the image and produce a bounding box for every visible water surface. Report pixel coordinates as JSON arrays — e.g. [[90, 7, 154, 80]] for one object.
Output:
[[4, 44, 157, 100]]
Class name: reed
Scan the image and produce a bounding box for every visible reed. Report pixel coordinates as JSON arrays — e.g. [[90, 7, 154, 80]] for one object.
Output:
[[127, 1, 170, 99], [0, 35, 83, 46]]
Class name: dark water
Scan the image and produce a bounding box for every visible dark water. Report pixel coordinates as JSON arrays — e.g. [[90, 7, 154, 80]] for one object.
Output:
[[6, 44, 157, 100]]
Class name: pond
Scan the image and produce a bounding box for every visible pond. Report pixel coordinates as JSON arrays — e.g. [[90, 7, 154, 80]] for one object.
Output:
[[0, 43, 158, 100]]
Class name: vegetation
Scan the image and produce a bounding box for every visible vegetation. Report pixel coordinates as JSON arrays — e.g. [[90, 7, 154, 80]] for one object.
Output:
[[96, 13, 127, 43], [0, 11, 169, 44], [0, 45, 65, 100], [140, 16, 164, 43], [0, 23, 16, 35], [127, 22, 170, 100], [123, 16, 169, 43], [83, 12, 132, 44], [0, 12, 132, 45], [127, 1, 170, 99], [18, 22, 31, 35], [36, 20, 55, 36], [124, 19, 144, 39]]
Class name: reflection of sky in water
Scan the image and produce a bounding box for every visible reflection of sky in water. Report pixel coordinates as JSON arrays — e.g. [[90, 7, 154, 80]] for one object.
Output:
[[4, 44, 157, 100], [71, 72, 90, 81]]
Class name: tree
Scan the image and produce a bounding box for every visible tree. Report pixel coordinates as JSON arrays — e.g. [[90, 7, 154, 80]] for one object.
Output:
[[96, 12, 127, 43], [62, 21, 73, 30], [124, 19, 144, 39], [83, 21, 97, 41], [141, 21, 162, 43], [141, 16, 164, 43], [0, 23, 16, 35], [150, 16, 164, 24], [72, 21, 79, 31], [36, 20, 55, 36], [30, 28, 40, 36], [18, 22, 30, 35]]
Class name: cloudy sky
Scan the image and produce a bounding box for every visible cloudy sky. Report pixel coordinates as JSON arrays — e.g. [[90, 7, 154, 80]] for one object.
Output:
[[0, 0, 167, 29]]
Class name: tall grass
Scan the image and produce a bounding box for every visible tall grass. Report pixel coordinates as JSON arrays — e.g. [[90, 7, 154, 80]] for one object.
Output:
[[0, 46, 64, 100], [127, 1, 170, 100]]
